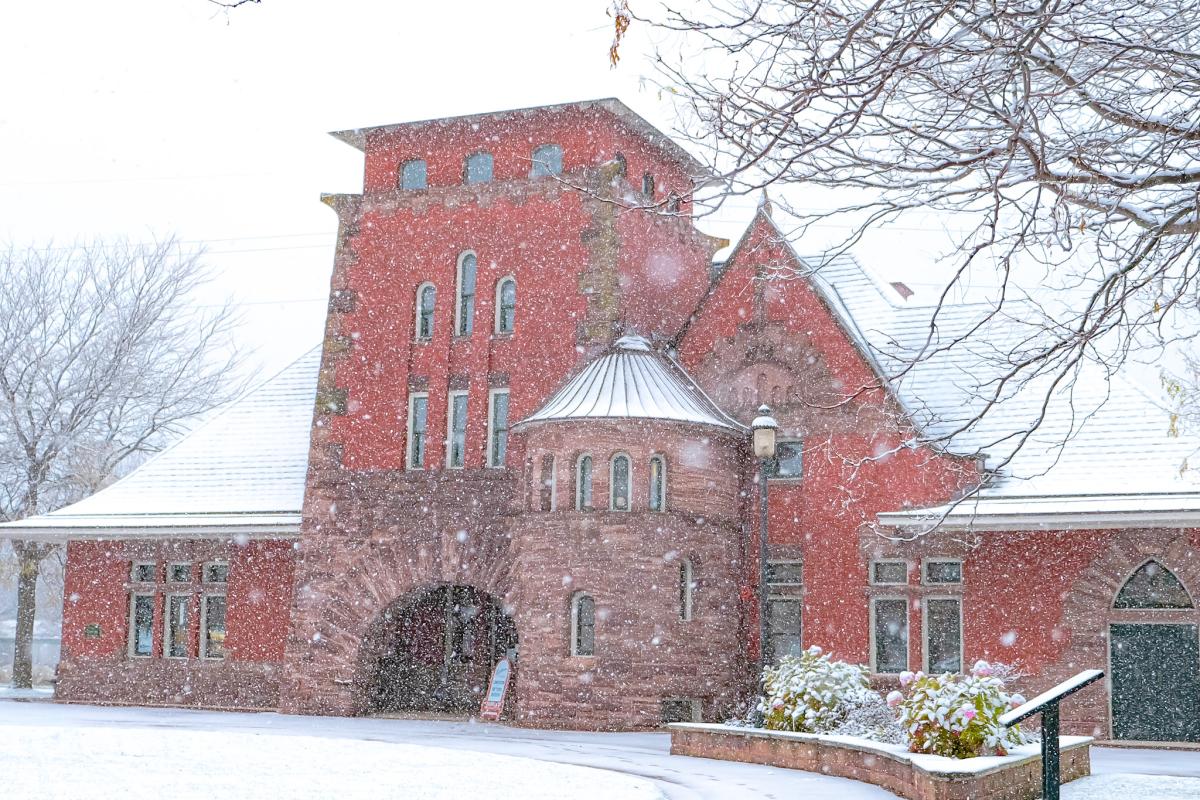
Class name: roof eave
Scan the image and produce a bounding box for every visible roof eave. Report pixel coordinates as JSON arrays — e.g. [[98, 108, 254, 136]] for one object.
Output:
[[876, 506, 1200, 532], [0, 515, 302, 542]]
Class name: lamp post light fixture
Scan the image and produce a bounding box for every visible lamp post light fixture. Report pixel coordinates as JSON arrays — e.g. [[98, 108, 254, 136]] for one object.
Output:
[[750, 404, 778, 677]]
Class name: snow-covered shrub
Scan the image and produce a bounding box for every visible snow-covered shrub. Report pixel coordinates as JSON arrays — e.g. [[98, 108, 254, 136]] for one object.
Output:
[[830, 691, 905, 743], [757, 646, 879, 733], [893, 661, 1027, 758]]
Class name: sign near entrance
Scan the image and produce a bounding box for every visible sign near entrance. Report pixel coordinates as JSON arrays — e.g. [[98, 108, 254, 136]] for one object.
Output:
[[479, 658, 512, 721]]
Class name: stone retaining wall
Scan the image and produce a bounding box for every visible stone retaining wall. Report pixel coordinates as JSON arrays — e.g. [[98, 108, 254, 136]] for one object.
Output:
[[669, 723, 1092, 800]]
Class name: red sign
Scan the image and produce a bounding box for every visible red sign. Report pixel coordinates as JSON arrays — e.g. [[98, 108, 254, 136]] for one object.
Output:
[[479, 658, 512, 721]]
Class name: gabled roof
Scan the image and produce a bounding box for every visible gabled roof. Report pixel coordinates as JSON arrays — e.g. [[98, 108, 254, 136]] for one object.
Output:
[[518, 335, 745, 434], [329, 97, 711, 180], [0, 347, 322, 540]]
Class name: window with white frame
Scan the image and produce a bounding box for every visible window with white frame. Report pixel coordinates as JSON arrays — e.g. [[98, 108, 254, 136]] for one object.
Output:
[[407, 392, 429, 470], [679, 559, 695, 621], [610, 453, 631, 510], [766, 560, 803, 586], [128, 593, 155, 657], [495, 277, 516, 334], [131, 561, 156, 583], [768, 440, 804, 479], [487, 389, 509, 467], [871, 560, 908, 585], [530, 143, 563, 177], [400, 158, 427, 190], [164, 594, 190, 658], [465, 151, 493, 184], [924, 559, 962, 585], [446, 391, 468, 469], [201, 595, 228, 660], [571, 593, 596, 656], [415, 283, 436, 340], [648, 455, 666, 512], [168, 562, 191, 583], [456, 252, 477, 336], [575, 454, 593, 510], [204, 562, 229, 584], [872, 597, 908, 673], [539, 454, 556, 511], [924, 597, 962, 673]]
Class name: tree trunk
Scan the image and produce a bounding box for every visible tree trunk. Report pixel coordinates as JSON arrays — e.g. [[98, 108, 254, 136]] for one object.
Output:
[[11, 541, 41, 689]]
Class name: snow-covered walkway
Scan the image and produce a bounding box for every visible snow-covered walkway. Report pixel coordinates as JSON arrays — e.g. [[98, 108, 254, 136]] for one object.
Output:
[[0, 700, 1195, 799]]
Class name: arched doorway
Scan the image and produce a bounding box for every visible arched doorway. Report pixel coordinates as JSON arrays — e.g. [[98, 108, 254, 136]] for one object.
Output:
[[365, 585, 517, 715], [1109, 560, 1200, 742]]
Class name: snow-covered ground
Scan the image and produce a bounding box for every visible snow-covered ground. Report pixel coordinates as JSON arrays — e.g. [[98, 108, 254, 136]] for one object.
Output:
[[0, 700, 1195, 799]]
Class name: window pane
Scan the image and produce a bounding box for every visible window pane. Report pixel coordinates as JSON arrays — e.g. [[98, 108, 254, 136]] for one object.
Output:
[[770, 442, 803, 478], [418, 285, 436, 339], [872, 562, 907, 585], [648, 457, 665, 512], [449, 394, 467, 468], [925, 560, 962, 584], [497, 279, 516, 333], [465, 152, 493, 184], [458, 254, 476, 335], [410, 396, 428, 468], [577, 455, 593, 509], [166, 595, 189, 658], [132, 562, 156, 583], [489, 391, 509, 467], [205, 563, 229, 583], [169, 564, 191, 583], [575, 595, 595, 656], [874, 599, 908, 673], [766, 562, 803, 585], [611, 455, 630, 510], [401, 159, 427, 190], [530, 144, 563, 177], [204, 596, 228, 660], [926, 598, 961, 673], [767, 599, 803, 662], [131, 595, 154, 656]]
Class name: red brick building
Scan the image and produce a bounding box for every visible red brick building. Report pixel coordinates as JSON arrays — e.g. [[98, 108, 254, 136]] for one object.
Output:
[[7, 99, 1199, 741]]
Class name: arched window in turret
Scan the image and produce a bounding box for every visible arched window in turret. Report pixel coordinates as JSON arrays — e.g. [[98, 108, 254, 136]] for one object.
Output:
[[575, 454, 593, 510], [571, 593, 595, 656], [648, 455, 666, 512], [679, 559, 694, 621], [539, 454, 556, 511], [610, 453, 631, 511]]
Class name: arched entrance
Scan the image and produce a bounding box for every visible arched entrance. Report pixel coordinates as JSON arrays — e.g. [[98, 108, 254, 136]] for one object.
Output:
[[1109, 560, 1200, 742], [365, 585, 517, 715]]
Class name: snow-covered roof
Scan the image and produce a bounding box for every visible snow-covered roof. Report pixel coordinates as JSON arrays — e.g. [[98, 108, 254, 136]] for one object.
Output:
[[518, 335, 745, 434], [0, 347, 321, 540]]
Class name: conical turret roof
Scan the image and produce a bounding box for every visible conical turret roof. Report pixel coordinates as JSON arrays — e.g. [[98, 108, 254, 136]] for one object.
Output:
[[518, 335, 745, 433]]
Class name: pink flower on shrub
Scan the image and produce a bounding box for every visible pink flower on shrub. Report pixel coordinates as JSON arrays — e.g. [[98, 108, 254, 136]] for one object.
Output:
[[960, 705, 977, 721], [886, 690, 903, 708], [971, 660, 993, 677], [1009, 693, 1026, 708], [898, 670, 916, 686]]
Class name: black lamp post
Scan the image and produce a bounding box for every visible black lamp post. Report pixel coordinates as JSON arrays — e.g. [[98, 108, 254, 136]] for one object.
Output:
[[751, 404, 778, 676]]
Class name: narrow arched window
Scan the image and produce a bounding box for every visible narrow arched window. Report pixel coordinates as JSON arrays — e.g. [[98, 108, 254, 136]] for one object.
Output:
[[642, 173, 655, 198], [465, 151, 493, 184], [539, 454, 556, 511], [530, 143, 563, 177], [415, 283, 436, 340], [648, 455, 666, 512], [495, 277, 516, 334], [400, 159, 427, 190], [575, 454, 593, 510], [456, 252, 477, 336], [610, 453, 631, 511], [679, 559, 694, 621], [571, 593, 595, 656]]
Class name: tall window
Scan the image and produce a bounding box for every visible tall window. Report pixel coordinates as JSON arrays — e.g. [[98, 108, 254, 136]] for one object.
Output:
[[872, 597, 908, 673], [571, 593, 596, 656], [610, 454, 631, 510], [769, 440, 804, 479], [495, 277, 516, 334], [766, 560, 803, 661], [415, 283, 436, 340], [201, 595, 228, 660], [456, 252, 477, 336], [128, 593, 154, 657], [165, 594, 190, 658], [642, 173, 655, 197], [465, 151, 493, 184], [925, 598, 962, 673], [679, 559, 694, 621], [400, 158, 427, 190], [487, 389, 510, 467], [539, 454, 556, 511], [447, 391, 468, 469], [648, 455, 666, 512], [530, 143, 563, 177], [575, 454, 593, 510], [407, 393, 429, 470]]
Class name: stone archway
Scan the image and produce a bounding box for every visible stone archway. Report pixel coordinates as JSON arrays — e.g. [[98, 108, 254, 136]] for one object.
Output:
[[359, 584, 517, 715]]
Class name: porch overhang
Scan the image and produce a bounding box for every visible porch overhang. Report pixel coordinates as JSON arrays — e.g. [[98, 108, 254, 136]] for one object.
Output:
[[876, 493, 1200, 533]]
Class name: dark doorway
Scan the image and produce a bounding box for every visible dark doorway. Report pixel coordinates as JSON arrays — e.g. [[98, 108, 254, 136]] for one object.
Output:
[[1110, 623, 1200, 742], [368, 585, 517, 715]]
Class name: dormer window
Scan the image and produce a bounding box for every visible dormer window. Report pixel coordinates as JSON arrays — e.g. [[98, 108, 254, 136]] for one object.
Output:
[[530, 144, 563, 177], [465, 152, 494, 184], [400, 159, 427, 190]]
